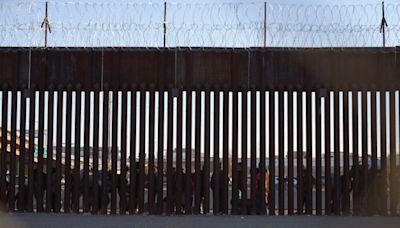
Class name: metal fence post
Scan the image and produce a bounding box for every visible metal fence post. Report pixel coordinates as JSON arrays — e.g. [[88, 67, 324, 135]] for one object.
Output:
[[163, 2, 167, 48], [380, 1, 388, 48], [264, 2, 267, 48], [41, 1, 51, 48]]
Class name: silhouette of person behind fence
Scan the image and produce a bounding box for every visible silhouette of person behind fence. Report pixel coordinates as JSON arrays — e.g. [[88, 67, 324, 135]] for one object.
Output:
[[230, 162, 244, 214], [0, 172, 10, 211], [255, 163, 269, 214], [211, 162, 224, 214], [200, 165, 208, 214], [301, 168, 315, 214]]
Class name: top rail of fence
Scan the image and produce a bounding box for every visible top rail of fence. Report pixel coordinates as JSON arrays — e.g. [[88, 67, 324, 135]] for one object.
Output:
[[0, 1, 399, 48]]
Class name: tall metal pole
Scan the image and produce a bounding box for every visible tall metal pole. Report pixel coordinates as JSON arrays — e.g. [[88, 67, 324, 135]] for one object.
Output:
[[380, 1, 388, 47], [163, 2, 167, 48], [45, 2, 48, 47], [41, 1, 51, 48], [264, 2, 267, 48]]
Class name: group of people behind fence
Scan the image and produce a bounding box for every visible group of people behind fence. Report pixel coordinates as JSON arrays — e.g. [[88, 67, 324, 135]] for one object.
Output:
[[1, 162, 400, 215]]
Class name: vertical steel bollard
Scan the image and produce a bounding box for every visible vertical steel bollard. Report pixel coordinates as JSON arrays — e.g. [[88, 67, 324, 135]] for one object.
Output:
[[110, 89, 118, 215], [213, 86, 220, 214], [278, 87, 284, 215], [288, 86, 294, 215], [83, 88, 91, 213], [101, 84, 109, 215], [315, 87, 322, 215], [231, 89, 239, 215], [241, 85, 248, 215], [9, 86, 17, 212], [148, 84, 156, 214], [352, 86, 360, 215], [92, 84, 100, 214], [250, 86, 257, 215], [129, 84, 137, 215], [138, 84, 146, 214], [73, 84, 82, 214], [45, 85, 54, 212], [297, 87, 304, 215], [18, 85, 27, 212], [343, 87, 350, 215], [268, 88, 276, 215], [185, 87, 193, 214], [64, 85, 73, 213]]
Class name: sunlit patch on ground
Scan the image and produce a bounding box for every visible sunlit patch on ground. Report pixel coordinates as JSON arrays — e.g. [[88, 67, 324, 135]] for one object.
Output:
[[0, 213, 27, 228]]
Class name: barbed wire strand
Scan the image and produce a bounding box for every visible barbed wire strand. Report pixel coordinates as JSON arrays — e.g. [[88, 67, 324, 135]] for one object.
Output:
[[0, 2, 399, 49]]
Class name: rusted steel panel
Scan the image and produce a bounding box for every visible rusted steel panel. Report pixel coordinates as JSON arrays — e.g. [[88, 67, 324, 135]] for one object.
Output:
[[9, 88, 17, 212], [389, 89, 396, 215], [250, 87, 256, 214], [64, 86, 72, 213], [138, 86, 146, 214], [190, 51, 232, 88], [379, 90, 388, 215], [333, 90, 340, 215], [1, 47, 400, 215], [194, 88, 201, 215], [324, 91, 331, 215], [166, 86, 173, 214], [45, 87, 54, 212], [305, 90, 312, 215], [204, 86, 211, 214], [120, 52, 156, 86], [0, 86, 8, 208], [46, 50, 94, 88], [156, 89, 164, 214], [240, 87, 247, 215], [55, 85, 63, 213], [18, 90, 27, 212], [185, 89, 193, 214], [288, 87, 294, 215], [213, 87, 220, 215], [148, 85, 155, 214], [315, 88, 322, 215], [73, 86, 81, 213], [222, 87, 229, 214], [361, 89, 368, 215], [111, 90, 118, 215], [231, 90, 239, 215], [92, 85, 100, 215], [278, 89, 284, 215], [0, 52, 18, 86], [102, 51, 120, 90], [119, 87, 127, 214], [129, 85, 138, 215], [1, 48, 399, 90], [101, 85, 109, 215], [37, 89, 45, 212], [176, 89, 183, 215], [343, 89, 350, 215], [268, 89, 275, 215], [370, 89, 378, 216], [352, 89, 360, 215], [83, 90, 91, 213], [297, 88, 303, 215], [259, 89, 266, 215]]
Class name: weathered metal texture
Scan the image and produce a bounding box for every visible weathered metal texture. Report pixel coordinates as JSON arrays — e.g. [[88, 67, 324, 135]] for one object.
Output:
[[0, 48, 398, 90], [0, 47, 399, 216]]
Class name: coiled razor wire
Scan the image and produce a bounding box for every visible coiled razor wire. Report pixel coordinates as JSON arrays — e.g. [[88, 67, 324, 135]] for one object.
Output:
[[0, 1, 399, 48]]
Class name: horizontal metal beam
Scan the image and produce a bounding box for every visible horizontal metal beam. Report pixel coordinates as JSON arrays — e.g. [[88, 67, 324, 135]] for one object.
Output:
[[0, 47, 398, 91]]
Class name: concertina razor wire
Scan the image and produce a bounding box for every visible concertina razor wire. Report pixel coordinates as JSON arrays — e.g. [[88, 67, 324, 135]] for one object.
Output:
[[0, 1, 399, 48]]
